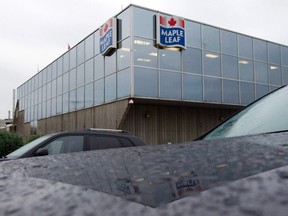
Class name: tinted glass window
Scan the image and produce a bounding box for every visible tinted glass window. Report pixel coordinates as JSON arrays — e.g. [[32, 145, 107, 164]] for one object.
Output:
[[186, 21, 201, 48], [183, 48, 202, 74], [238, 35, 253, 59], [160, 71, 181, 99], [105, 53, 116, 75], [89, 136, 121, 150], [85, 34, 94, 61], [282, 46, 288, 66], [268, 42, 280, 65], [183, 74, 203, 101], [85, 58, 94, 84], [57, 57, 63, 77], [77, 87, 85, 110], [203, 51, 220, 76], [119, 138, 134, 147], [134, 67, 158, 97], [69, 90, 76, 111], [117, 8, 131, 40], [69, 68, 76, 90], [70, 47, 77, 69], [117, 68, 130, 98], [77, 42, 85, 65], [105, 74, 116, 102], [240, 82, 255, 105], [204, 77, 221, 102], [117, 38, 131, 70], [223, 80, 239, 104], [94, 79, 104, 105], [202, 26, 220, 52], [85, 82, 93, 108], [160, 49, 180, 71], [77, 64, 85, 87], [239, 59, 253, 81], [45, 136, 84, 155], [253, 39, 267, 61], [256, 84, 269, 100], [283, 66, 288, 85], [255, 61, 268, 84], [134, 38, 157, 68], [221, 30, 237, 55], [134, 7, 154, 38], [222, 55, 238, 79], [63, 72, 69, 93], [269, 65, 281, 86], [94, 55, 104, 80]]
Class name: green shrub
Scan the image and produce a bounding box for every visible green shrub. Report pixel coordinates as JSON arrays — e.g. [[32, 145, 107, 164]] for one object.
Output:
[[0, 131, 24, 157]]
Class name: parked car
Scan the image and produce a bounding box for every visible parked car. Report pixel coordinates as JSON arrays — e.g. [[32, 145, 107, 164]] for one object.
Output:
[[1, 128, 145, 161], [1, 86, 288, 215]]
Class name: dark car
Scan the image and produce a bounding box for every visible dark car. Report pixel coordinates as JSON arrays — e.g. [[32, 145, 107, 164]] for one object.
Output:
[[1, 86, 288, 215], [1, 128, 145, 161]]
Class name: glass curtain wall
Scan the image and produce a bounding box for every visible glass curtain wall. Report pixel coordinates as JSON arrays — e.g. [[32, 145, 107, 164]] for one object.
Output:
[[17, 5, 288, 124]]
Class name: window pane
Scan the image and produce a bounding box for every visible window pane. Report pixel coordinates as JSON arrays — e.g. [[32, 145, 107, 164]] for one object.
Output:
[[134, 67, 158, 97], [253, 39, 267, 61], [221, 30, 237, 55], [117, 68, 130, 98], [77, 64, 85, 87], [282, 46, 288, 66], [105, 74, 116, 102], [94, 79, 104, 105], [268, 42, 280, 65], [105, 52, 116, 75], [76, 87, 84, 110], [239, 59, 254, 81], [117, 38, 131, 70], [238, 35, 253, 59], [69, 68, 76, 90], [94, 31, 99, 56], [203, 51, 220, 76], [240, 82, 255, 105], [56, 95, 62, 115], [51, 79, 56, 98], [57, 57, 63, 77], [70, 47, 76, 69], [160, 71, 181, 99], [47, 99, 51, 117], [134, 38, 157, 68], [160, 49, 180, 71], [47, 65, 52, 83], [63, 92, 69, 113], [77, 42, 85, 65], [63, 72, 69, 93], [255, 61, 268, 84], [94, 55, 104, 80], [63, 52, 69, 73], [46, 136, 84, 155], [85, 58, 94, 84], [222, 55, 238, 79], [133, 7, 154, 38], [269, 65, 281, 85], [57, 76, 62, 96], [52, 61, 57, 80], [47, 82, 52, 100], [183, 74, 203, 101], [85, 34, 94, 61], [69, 90, 76, 112], [85, 83, 93, 108], [186, 21, 201, 48], [183, 48, 202, 74], [117, 7, 130, 40], [202, 26, 220, 52], [88, 136, 121, 150], [223, 80, 239, 104], [283, 66, 288, 85], [256, 84, 269, 100], [204, 77, 221, 102]]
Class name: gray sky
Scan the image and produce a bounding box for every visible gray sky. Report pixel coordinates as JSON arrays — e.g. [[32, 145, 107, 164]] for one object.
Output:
[[0, 0, 288, 120]]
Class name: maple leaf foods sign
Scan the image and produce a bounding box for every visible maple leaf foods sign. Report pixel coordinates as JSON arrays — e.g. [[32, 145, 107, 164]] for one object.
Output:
[[100, 18, 117, 56], [156, 14, 186, 50]]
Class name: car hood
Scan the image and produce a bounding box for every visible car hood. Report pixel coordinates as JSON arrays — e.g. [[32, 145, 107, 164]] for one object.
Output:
[[1, 131, 288, 215]]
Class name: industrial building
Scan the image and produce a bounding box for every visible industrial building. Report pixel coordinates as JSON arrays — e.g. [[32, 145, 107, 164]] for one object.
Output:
[[14, 4, 288, 144]]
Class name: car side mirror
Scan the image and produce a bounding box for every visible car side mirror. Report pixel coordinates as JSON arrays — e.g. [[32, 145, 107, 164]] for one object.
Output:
[[35, 148, 48, 156]]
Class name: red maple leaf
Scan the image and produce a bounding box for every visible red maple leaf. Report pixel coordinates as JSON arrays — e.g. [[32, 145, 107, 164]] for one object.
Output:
[[104, 24, 108, 32], [168, 17, 177, 27]]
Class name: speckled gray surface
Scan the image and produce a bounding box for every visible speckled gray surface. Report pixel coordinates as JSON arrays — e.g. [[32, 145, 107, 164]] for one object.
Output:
[[1, 132, 288, 215]]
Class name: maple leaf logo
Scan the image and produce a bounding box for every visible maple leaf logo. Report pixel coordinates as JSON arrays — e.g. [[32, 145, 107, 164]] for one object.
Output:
[[104, 24, 108, 32], [168, 17, 177, 27]]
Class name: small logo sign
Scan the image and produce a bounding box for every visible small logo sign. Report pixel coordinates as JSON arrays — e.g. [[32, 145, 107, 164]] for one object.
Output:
[[156, 14, 186, 50], [99, 18, 117, 56]]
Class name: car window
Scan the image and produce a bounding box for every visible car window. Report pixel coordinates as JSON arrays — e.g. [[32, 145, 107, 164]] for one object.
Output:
[[45, 136, 84, 155], [88, 136, 122, 150], [202, 85, 288, 140], [119, 138, 135, 147]]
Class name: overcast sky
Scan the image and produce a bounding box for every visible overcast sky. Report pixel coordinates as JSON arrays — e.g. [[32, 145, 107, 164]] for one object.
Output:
[[0, 0, 287, 120]]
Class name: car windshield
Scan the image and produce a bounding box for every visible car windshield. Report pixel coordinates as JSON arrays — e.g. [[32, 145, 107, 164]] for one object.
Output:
[[6, 135, 53, 158], [202, 85, 288, 140]]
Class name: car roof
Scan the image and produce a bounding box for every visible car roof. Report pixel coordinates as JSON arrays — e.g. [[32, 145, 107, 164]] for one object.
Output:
[[1, 131, 288, 214]]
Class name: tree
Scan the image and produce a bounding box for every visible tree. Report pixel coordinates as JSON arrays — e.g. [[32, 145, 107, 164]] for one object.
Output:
[[0, 131, 23, 157]]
